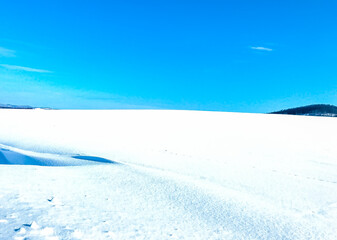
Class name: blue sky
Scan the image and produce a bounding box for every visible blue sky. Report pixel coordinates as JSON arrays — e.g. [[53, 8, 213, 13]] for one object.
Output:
[[0, 0, 336, 112]]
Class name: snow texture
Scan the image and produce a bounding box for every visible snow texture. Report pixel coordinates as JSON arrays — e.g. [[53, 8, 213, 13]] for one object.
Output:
[[0, 109, 337, 239]]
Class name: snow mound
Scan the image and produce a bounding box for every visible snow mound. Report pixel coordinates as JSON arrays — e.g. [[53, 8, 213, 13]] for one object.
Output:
[[0, 144, 117, 166]]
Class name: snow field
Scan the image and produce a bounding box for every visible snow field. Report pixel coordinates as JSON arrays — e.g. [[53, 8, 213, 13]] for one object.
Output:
[[0, 109, 337, 239]]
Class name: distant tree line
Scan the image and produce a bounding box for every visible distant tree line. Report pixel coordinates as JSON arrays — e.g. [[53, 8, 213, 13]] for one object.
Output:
[[0, 104, 34, 109], [270, 104, 337, 117]]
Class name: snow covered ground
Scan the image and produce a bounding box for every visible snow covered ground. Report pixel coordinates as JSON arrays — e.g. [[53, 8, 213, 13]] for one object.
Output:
[[0, 109, 336, 239]]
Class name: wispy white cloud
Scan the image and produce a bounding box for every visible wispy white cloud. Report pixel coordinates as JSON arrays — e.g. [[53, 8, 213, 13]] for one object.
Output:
[[251, 46, 273, 52], [0, 47, 16, 57], [0, 64, 52, 73]]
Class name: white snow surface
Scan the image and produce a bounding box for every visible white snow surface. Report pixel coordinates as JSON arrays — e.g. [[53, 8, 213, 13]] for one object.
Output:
[[0, 109, 337, 239]]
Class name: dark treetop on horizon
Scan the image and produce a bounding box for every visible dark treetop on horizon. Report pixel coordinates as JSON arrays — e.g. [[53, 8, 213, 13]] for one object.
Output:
[[270, 104, 337, 117]]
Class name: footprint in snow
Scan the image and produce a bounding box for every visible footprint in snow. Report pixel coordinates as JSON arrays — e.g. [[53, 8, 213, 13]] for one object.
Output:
[[23, 221, 40, 229], [14, 227, 26, 234], [15, 222, 58, 240], [47, 196, 63, 206]]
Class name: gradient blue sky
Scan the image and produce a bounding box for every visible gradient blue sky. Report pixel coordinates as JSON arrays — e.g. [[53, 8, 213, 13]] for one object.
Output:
[[0, 0, 336, 112]]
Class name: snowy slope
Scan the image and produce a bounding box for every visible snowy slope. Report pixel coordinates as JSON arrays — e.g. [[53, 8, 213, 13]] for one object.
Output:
[[0, 109, 337, 239]]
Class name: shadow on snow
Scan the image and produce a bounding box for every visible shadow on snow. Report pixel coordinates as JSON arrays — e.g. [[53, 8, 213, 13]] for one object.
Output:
[[0, 147, 118, 166]]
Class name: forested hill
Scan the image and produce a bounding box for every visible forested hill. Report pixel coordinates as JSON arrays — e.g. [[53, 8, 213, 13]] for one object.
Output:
[[270, 104, 337, 117]]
